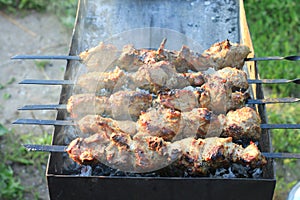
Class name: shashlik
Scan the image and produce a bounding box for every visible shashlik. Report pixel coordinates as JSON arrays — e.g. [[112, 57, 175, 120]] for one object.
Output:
[[68, 66, 249, 118], [79, 39, 251, 73], [66, 131, 266, 174], [76, 106, 261, 142]]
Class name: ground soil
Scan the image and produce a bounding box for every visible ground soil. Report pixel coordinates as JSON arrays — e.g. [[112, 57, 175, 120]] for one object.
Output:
[[0, 11, 71, 200]]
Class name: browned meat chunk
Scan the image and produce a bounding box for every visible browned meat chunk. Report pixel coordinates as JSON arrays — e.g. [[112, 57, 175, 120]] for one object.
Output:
[[67, 94, 110, 118], [109, 91, 152, 121], [206, 67, 249, 91], [76, 67, 125, 94], [199, 75, 248, 113], [78, 115, 137, 136], [201, 39, 251, 70], [132, 61, 190, 93], [79, 42, 119, 72], [136, 107, 182, 141], [221, 107, 261, 140], [156, 89, 199, 112]]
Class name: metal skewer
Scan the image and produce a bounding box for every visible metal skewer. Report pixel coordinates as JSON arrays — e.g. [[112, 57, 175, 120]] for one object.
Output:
[[18, 78, 300, 85], [245, 55, 300, 62], [13, 119, 300, 129], [11, 55, 300, 62], [22, 144, 300, 159], [17, 97, 300, 111], [11, 55, 81, 61]]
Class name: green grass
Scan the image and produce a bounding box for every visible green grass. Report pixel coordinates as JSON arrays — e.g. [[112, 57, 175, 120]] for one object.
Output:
[[0, 124, 52, 199], [245, 1, 300, 199], [244, 0, 300, 98]]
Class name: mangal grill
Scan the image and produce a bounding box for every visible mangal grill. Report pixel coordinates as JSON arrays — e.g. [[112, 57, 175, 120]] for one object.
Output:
[[12, 0, 300, 199]]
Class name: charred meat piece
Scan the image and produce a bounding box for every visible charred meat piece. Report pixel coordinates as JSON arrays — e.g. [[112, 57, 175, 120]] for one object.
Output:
[[206, 67, 249, 91], [199, 75, 248, 113], [67, 91, 152, 120], [136, 107, 182, 141], [66, 131, 182, 173], [222, 107, 261, 141], [201, 39, 251, 70], [79, 42, 119, 72], [156, 89, 200, 112], [76, 67, 125, 94], [109, 91, 152, 121], [174, 137, 266, 175], [132, 61, 190, 93], [77, 114, 137, 137], [176, 108, 225, 140], [67, 94, 110, 118]]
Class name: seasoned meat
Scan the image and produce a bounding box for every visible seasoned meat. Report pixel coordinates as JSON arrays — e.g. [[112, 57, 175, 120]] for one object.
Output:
[[201, 39, 251, 70], [77, 115, 137, 136], [79, 42, 119, 72], [66, 94, 110, 118], [76, 67, 125, 94], [221, 107, 261, 140], [156, 89, 199, 112], [109, 91, 152, 121], [199, 75, 248, 113], [174, 137, 266, 175], [136, 107, 182, 141], [207, 67, 249, 91], [66, 132, 182, 173], [132, 61, 190, 93]]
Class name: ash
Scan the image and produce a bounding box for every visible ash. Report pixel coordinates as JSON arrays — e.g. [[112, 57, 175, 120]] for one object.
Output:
[[71, 163, 263, 179]]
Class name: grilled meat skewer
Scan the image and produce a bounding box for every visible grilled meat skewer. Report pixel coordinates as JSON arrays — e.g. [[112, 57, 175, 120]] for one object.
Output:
[[66, 132, 265, 174], [78, 39, 251, 72], [136, 106, 261, 141], [76, 106, 261, 142]]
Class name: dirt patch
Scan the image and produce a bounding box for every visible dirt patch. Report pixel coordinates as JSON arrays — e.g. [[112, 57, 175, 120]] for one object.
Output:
[[0, 11, 72, 200]]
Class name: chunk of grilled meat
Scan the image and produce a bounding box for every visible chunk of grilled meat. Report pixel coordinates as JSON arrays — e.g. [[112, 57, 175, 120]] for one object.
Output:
[[201, 39, 251, 70], [79, 42, 119, 72], [199, 75, 249, 113], [67, 94, 110, 118], [109, 90, 152, 121], [66, 131, 182, 173], [78, 39, 250, 73], [76, 67, 125, 94], [132, 61, 191, 93], [174, 137, 266, 175], [67, 91, 152, 120], [221, 107, 261, 141], [206, 67, 249, 91]]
